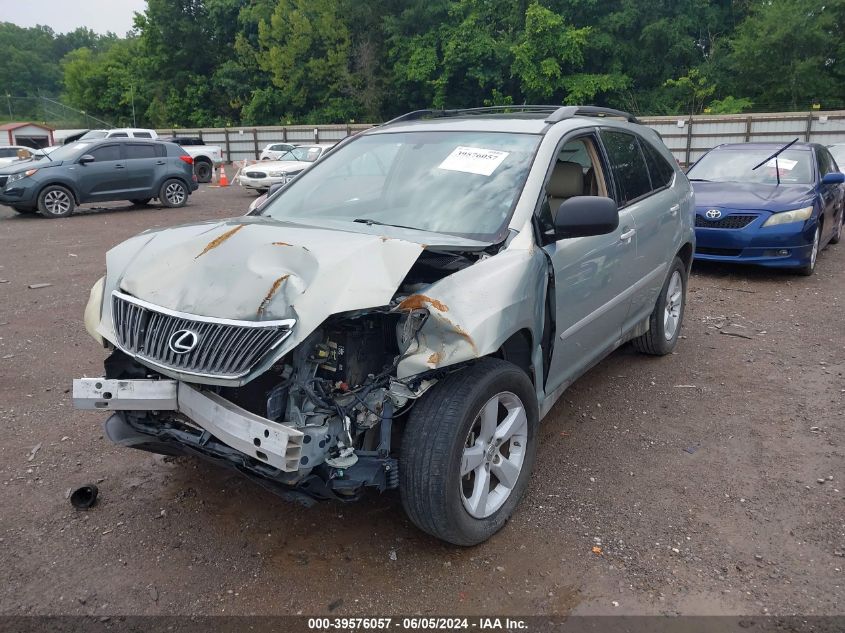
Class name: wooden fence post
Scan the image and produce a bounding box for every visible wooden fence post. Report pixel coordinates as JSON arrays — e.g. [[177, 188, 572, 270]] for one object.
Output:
[[804, 113, 813, 141], [252, 128, 259, 159], [744, 116, 752, 142], [223, 128, 231, 163]]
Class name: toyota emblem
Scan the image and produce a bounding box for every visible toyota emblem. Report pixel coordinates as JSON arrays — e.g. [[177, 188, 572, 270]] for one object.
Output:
[[705, 209, 722, 220], [168, 329, 199, 354]]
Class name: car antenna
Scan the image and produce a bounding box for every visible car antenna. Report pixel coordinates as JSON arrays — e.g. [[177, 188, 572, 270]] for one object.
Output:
[[751, 138, 799, 186]]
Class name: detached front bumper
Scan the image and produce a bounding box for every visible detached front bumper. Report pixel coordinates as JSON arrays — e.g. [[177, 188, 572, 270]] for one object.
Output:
[[73, 378, 304, 472]]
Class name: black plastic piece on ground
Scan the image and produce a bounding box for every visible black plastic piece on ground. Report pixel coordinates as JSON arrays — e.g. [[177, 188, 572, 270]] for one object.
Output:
[[70, 484, 99, 510]]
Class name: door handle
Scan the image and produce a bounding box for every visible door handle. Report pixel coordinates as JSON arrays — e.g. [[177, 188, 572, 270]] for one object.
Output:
[[114, 164, 125, 169], [669, 204, 680, 216], [619, 228, 636, 242], [156, 160, 166, 165]]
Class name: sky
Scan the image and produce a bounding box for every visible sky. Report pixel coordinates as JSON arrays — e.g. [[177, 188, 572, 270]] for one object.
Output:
[[3, 0, 148, 35]]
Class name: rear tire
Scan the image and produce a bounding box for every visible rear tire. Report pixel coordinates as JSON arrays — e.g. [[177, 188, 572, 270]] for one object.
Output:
[[130, 198, 152, 206], [399, 358, 539, 546], [159, 179, 188, 208], [194, 161, 212, 183], [37, 185, 75, 219], [632, 256, 687, 355]]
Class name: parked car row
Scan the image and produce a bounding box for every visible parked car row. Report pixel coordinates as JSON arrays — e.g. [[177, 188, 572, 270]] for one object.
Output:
[[240, 143, 335, 193]]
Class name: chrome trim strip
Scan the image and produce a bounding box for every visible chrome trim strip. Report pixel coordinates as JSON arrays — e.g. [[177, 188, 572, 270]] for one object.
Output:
[[111, 290, 296, 329]]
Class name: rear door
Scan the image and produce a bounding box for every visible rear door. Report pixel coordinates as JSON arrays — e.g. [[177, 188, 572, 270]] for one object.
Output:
[[75, 143, 127, 201], [599, 129, 677, 330], [123, 142, 163, 196]]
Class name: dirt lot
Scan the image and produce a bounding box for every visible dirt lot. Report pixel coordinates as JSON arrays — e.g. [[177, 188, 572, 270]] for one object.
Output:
[[0, 185, 842, 617]]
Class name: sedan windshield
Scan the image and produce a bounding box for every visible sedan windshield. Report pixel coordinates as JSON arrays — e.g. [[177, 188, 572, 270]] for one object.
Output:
[[260, 131, 541, 240], [687, 148, 814, 185]]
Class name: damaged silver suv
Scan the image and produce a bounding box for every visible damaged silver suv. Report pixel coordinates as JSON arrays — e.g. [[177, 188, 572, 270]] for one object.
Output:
[[73, 106, 694, 545]]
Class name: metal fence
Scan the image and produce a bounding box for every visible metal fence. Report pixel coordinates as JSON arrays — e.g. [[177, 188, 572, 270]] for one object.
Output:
[[158, 110, 845, 165]]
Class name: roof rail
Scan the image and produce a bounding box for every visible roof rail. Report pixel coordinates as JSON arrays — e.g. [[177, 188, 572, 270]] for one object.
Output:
[[380, 105, 640, 127], [545, 106, 640, 124]]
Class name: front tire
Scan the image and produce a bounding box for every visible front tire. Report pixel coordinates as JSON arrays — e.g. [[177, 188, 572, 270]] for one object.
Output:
[[400, 358, 539, 546], [37, 185, 75, 219], [632, 256, 687, 355], [797, 226, 820, 276], [159, 179, 188, 208], [829, 210, 843, 245], [194, 161, 213, 183]]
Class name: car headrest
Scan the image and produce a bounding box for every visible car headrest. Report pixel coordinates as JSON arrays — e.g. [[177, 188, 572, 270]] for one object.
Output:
[[547, 161, 584, 199]]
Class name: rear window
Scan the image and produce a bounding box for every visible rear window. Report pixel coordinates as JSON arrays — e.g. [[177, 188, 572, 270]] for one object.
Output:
[[600, 130, 652, 205], [125, 144, 158, 159]]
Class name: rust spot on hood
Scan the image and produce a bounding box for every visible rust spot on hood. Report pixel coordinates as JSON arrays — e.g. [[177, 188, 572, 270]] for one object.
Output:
[[453, 324, 478, 354], [397, 294, 449, 313], [272, 241, 292, 246], [195, 225, 245, 259], [428, 351, 443, 366], [257, 274, 290, 317]]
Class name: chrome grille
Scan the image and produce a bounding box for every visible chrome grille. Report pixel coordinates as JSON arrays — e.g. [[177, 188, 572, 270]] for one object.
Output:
[[111, 291, 294, 379]]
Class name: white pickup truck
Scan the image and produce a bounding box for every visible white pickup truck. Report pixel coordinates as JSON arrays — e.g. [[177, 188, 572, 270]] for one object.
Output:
[[159, 136, 224, 183]]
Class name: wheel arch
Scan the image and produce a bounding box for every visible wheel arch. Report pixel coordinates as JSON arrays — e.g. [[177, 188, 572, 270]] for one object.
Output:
[[493, 328, 534, 384], [676, 241, 694, 274], [37, 180, 82, 205]]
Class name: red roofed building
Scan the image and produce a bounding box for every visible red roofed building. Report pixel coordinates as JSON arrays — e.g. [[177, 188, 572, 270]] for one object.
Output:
[[0, 122, 54, 148]]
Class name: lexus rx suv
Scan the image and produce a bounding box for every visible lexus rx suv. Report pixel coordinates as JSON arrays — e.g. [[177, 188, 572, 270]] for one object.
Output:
[[73, 106, 694, 545]]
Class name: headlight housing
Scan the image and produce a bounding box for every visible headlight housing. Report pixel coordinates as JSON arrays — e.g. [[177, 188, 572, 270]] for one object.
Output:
[[7, 168, 38, 184], [762, 206, 813, 227]]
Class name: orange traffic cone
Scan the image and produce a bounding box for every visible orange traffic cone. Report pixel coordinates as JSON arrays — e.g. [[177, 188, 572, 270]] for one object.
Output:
[[219, 165, 229, 187]]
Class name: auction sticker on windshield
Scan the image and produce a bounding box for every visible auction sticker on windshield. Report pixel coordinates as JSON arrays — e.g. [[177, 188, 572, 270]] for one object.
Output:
[[438, 146, 509, 176]]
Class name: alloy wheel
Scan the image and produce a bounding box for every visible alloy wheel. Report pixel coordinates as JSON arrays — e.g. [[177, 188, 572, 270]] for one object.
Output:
[[43, 190, 71, 215], [460, 391, 528, 519], [663, 270, 683, 341], [165, 183, 186, 206]]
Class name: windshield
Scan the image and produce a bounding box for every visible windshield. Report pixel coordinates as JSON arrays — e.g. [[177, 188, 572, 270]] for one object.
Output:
[[829, 145, 845, 169], [43, 142, 95, 162], [277, 146, 324, 163], [79, 130, 108, 140], [688, 148, 814, 185], [260, 131, 541, 240]]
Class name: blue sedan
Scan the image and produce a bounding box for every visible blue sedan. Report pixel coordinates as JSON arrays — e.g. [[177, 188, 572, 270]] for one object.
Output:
[[687, 141, 844, 275]]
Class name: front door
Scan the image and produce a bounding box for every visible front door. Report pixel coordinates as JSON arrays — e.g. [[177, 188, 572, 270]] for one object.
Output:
[[75, 143, 127, 201], [541, 133, 638, 395]]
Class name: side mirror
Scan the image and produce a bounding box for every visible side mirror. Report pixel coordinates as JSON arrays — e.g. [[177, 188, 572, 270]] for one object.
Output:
[[79, 154, 95, 165], [554, 196, 619, 239], [821, 172, 845, 185]]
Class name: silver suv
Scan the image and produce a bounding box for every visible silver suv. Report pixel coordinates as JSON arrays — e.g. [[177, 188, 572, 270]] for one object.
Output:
[[73, 106, 694, 545]]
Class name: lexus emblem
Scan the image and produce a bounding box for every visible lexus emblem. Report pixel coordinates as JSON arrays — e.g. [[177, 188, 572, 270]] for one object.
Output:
[[168, 329, 199, 354], [705, 208, 722, 219]]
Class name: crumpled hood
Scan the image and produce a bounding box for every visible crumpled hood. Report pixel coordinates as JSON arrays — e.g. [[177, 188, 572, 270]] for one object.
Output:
[[692, 181, 815, 212], [113, 216, 428, 323]]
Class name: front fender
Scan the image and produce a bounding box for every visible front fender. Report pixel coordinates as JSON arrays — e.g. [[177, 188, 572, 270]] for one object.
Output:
[[397, 226, 547, 379]]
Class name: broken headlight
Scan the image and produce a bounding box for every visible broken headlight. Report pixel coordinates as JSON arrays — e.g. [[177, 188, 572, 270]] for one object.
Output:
[[83, 276, 106, 346], [397, 308, 428, 353]]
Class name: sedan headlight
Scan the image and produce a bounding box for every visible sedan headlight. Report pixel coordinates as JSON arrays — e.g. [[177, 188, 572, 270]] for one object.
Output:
[[762, 206, 813, 227], [7, 168, 38, 184]]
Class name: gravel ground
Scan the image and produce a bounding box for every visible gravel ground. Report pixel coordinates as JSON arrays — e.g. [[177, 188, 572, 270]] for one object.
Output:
[[0, 185, 842, 617]]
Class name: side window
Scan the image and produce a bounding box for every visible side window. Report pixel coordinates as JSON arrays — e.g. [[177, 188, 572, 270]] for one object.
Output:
[[600, 130, 652, 206], [816, 148, 833, 176], [124, 144, 158, 160], [134, 132, 152, 138], [108, 132, 129, 138], [0, 148, 15, 158], [89, 144, 121, 162], [640, 139, 675, 189]]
